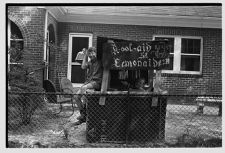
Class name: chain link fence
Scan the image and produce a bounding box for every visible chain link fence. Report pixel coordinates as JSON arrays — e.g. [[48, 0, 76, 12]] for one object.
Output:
[[7, 92, 222, 147]]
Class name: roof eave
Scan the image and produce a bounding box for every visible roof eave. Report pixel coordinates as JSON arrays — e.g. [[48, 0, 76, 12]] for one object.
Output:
[[47, 7, 221, 29]]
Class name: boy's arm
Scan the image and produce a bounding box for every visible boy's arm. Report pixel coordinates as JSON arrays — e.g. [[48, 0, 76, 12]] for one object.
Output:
[[81, 49, 89, 69]]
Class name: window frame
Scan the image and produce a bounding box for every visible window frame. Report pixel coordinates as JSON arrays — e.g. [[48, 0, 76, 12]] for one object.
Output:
[[153, 35, 203, 75], [67, 33, 93, 87], [8, 19, 24, 71]]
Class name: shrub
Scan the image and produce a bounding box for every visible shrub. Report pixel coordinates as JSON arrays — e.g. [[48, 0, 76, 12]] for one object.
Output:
[[8, 41, 45, 128]]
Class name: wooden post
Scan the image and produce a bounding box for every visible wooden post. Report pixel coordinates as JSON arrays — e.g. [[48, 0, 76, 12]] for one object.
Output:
[[154, 70, 162, 93], [148, 70, 154, 89], [99, 40, 114, 105], [152, 70, 162, 107], [154, 70, 168, 94], [99, 69, 110, 105]]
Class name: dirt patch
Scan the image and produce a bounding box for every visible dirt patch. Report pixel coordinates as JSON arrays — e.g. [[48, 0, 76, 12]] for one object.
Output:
[[7, 104, 222, 148]]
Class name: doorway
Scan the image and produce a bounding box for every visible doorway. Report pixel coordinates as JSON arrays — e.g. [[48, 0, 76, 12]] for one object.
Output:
[[68, 33, 93, 87]]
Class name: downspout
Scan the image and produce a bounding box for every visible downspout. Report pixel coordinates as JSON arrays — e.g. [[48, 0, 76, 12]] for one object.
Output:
[[8, 19, 11, 90], [43, 9, 49, 83]]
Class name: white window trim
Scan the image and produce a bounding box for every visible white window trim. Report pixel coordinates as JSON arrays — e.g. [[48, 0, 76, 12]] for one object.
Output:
[[8, 19, 11, 71], [67, 33, 93, 87], [153, 35, 203, 75]]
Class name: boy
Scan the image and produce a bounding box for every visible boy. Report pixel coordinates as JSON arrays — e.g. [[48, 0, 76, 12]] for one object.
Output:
[[63, 47, 103, 137]]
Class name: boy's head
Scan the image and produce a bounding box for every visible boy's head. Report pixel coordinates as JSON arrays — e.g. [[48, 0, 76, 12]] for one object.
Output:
[[135, 78, 145, 89], [87, 47, 97, 61]]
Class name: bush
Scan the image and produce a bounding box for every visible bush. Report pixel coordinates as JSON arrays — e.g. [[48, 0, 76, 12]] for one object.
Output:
[[8, 45, 45, 128]]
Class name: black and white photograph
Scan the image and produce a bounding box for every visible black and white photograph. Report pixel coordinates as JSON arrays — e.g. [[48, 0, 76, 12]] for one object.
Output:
[[5, 2, 223, 149]]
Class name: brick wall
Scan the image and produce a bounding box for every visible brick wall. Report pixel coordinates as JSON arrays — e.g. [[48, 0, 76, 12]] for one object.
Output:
[[7, 6, 222, 95], [8, 6, 46, 86], [57, 22, 222, 95]]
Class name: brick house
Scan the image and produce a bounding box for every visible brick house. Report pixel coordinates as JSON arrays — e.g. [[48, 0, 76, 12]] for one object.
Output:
[[7, 5, 222, 95]]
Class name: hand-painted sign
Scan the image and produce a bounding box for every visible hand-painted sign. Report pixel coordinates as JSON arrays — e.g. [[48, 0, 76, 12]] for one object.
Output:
[[103, 40, 171, 70]]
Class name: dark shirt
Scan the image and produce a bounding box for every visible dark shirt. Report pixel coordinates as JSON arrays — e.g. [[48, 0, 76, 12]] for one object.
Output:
[[85, 59, 103, 85]]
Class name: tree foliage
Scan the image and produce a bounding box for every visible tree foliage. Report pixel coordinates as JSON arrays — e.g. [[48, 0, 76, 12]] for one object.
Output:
[[8, 40, 44, 92]]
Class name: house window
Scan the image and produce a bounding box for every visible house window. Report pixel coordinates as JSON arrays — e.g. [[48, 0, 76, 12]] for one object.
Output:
[[181, 38, 201, 71], [154, 37, 174, 70], [153, 35, 202, 74], [8, 19, 24, 71]]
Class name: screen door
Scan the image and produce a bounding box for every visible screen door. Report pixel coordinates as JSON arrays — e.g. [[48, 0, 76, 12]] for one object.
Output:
[[68, 33, 93, 87]]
